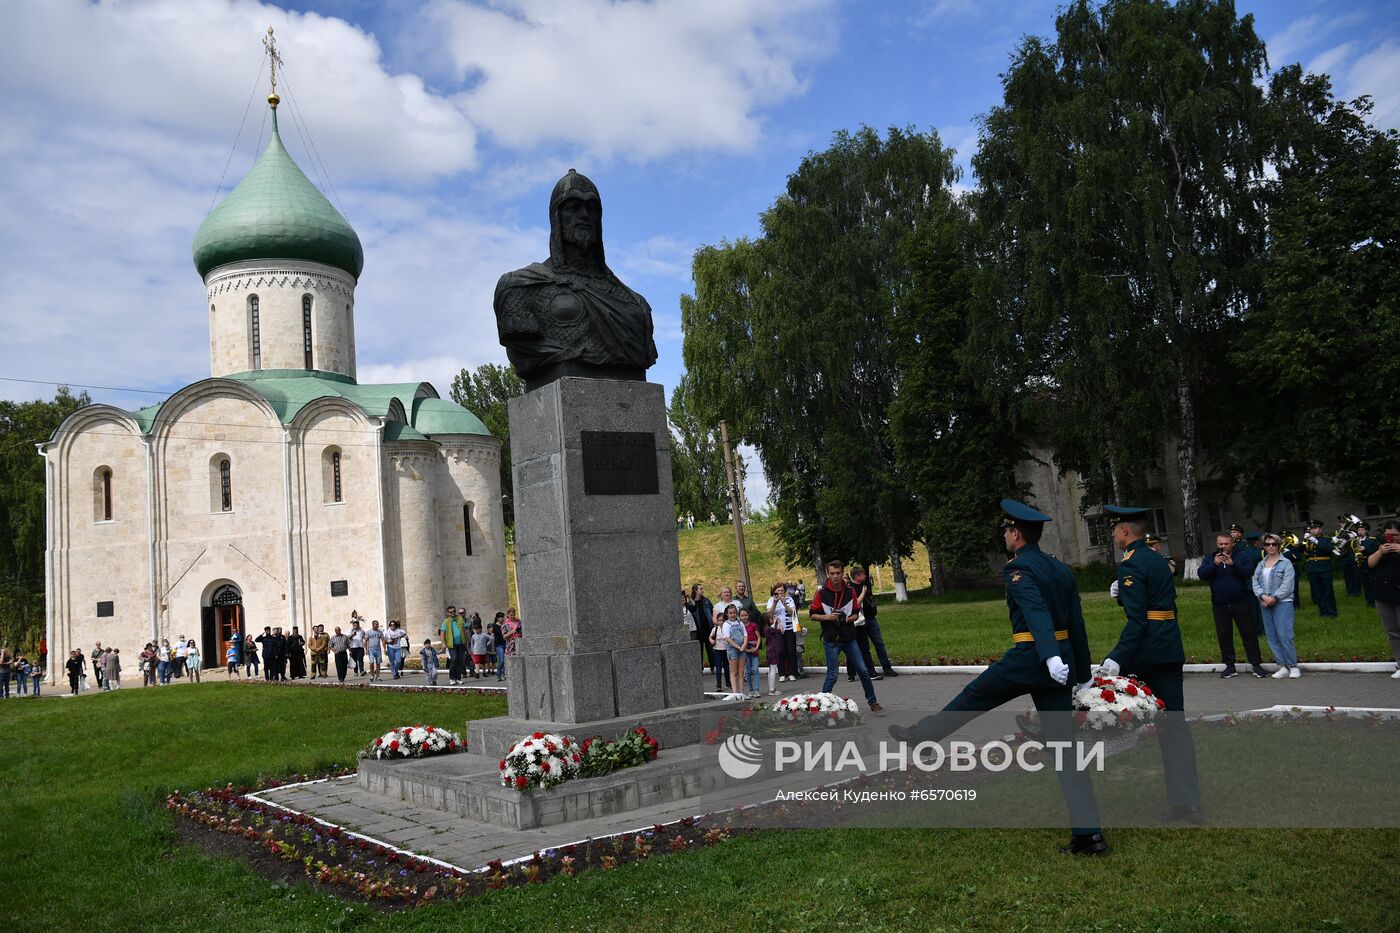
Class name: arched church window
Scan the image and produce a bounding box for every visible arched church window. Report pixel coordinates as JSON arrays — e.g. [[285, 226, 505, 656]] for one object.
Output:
[[463, 502, 474, 556], [94, 467, 113, 522], [303, 295, 314, 370], [322, 447, 343, 503], [249, 295, 261, 370], [219, 458, 232, 511]]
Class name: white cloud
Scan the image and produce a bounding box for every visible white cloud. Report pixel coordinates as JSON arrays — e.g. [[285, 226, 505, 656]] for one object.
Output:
[[1346, 39, 1400, 129], [426, 0, 836, 160], [2, 0, 476, 181]]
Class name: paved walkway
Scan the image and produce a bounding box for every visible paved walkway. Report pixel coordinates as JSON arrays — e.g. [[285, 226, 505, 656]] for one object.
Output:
[[257, 668, 1400, 871]]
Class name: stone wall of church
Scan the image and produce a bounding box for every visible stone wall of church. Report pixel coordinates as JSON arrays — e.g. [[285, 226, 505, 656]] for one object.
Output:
[[382, 442, 445, 634], [152, 389, 293, 652], [290, 405, 387, 631], [436, 435, 508, 618], [45, 408, 153, 678], [205, 259, 357, 378]]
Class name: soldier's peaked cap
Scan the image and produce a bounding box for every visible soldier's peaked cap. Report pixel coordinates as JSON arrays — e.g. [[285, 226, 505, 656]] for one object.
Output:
[[1001, 499, 1052, 525], [1104, 504, 1151, 527]]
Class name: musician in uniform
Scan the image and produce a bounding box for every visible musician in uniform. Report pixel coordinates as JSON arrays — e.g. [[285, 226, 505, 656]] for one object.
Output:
[[1355, 522, 1379, 609], [889, 499, 1105, 855], [1303, 519, 1339, 618], [1338, 520, 1363, 598], [1096, 505, 1203, 822]]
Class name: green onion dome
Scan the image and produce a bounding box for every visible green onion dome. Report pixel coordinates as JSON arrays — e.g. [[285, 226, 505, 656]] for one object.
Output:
[[193, 107, 363, 279]]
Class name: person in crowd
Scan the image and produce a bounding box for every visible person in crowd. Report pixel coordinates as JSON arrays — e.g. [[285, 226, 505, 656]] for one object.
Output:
[[441, 605, 468, 685], [364, 620, 385, 682], [734, 581, 760, 628], [66, 649, 84, 696], [385, 620, 407, 680], [348, 617, 366, 676], [1145, 532, 1177, 574], [156, 639, 172, 685], [470, 621, 493, 679], [103, 647, 121, 690], [274, 626, 290, 680], [716, 604, 746, 697], [1367, 520, 1400, 681], [710, 586, 740, 690], [766, 582, 799, 681], [795, 579, 807, 606], [307, 625, 329, 679], [690, 582, 715, 675], [91, 642, 105, 690], [173, 636, 188, 680], [503, 609, 522, 669], [741, 607, 761, 698], [15, 656, 30, 697], [0, 648, 11, 699], [1198, 532, 1267, 678], [256, 627, 275, 681], [287, 626, 307, 679], [763, 610, 784, 696], [329, 626, 350, 683], [847, 565, 896, 681], [141, 643, 157, 686], [1355, 522, 1379, 608], [30, 661, 41, 697], [810, 559, 886, 714], [185, 640, 201, 683], [38, 636, 46, 675], [1303, 519, 1339, 618], [243, 633, 259, 679], [225, 640, 240, 679], [1254, 533, 1299, 679], [490, 612, 507, 682], [421, 639, 441, 686]]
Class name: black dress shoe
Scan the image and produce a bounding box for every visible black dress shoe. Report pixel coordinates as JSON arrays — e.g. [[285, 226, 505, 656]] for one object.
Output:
[[1159, 804, 1205, 824], [847, 675, 855, 682], [883, 669, 900, 677], [1015, 712, 1044, 741], [1060, 833, 1109, 855], [887, 724, 918, 743]]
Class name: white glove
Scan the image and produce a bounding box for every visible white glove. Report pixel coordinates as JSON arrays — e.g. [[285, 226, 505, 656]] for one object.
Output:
[[1097, 657, 1121, 678], [1046, 656, 1069, 685], [1109, 580, 1119, 599], [1076, 681, 1093, 692]]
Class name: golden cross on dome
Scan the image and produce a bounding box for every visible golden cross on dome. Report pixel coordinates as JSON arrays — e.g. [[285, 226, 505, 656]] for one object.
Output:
[[263, 26, 284, 108]]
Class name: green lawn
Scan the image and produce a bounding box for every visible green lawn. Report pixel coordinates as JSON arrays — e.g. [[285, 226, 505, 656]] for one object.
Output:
[[812, 581, 1392, 664], [4, 683, 1399, 929]]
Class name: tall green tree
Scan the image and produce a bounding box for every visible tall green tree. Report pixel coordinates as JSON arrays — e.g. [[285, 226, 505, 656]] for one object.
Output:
[[667, 373, 732, 525], [448, 363, 524, 527], [683, 126, 957, 579], [1230, 67, 1400, 508], [971, 0, 1270, 561]]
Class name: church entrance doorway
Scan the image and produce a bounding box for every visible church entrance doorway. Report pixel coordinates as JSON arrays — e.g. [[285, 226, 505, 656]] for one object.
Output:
[[202, 584, 244, 670]]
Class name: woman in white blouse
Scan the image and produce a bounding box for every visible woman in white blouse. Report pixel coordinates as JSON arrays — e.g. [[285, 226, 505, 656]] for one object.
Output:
[[767, 582, 800, 681]]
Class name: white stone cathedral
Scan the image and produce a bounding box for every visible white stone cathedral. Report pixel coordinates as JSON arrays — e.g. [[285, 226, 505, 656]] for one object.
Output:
[[40, 92, 506, 675]]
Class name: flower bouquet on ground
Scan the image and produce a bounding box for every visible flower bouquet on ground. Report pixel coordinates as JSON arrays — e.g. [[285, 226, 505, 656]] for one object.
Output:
[[775, 693, 862, 729], [499, 732, 584, 792], [579, 727, 660, 778], [359, 724, 463, 760]]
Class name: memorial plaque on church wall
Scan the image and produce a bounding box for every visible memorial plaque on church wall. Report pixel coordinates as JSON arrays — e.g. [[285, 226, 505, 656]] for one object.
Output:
[[580, 431, 658, 495], [96, 601, 114, 617], [330, 580, 349, 597]]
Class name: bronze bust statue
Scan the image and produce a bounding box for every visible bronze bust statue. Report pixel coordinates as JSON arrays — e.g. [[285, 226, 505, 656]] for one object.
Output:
[[493, 169, 658, 391]]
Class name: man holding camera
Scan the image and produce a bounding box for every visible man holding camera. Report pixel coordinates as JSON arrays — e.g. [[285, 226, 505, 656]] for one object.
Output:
[[808, 559, 885, 715], [1198, 532, 1267, 678]]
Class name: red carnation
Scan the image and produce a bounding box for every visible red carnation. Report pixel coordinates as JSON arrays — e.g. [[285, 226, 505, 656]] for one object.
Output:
[[545, 742, 557, 753], [515, 776, 528, 788], [1099, 689, 1116, 702], [1141, 685, 1153, 696], [1124, 685, 1138, 697], [426, 726, 434, 733], [375, 738, 382, 746], [1118, 710, 1134, 724], [532, 731, 545, 740], [1155, 697, 1165, 709], [572, 753, 580, 763], [499, 760, 507, 770], [541, 761, 551, 772], [389, 740, 400, 751]]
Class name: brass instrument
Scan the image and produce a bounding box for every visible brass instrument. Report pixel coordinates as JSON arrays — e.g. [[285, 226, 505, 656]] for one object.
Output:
[[1332, 514, 1363, 552]]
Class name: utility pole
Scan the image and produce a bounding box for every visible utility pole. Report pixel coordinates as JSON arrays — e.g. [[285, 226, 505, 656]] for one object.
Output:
[[719, 420, 751, 596]]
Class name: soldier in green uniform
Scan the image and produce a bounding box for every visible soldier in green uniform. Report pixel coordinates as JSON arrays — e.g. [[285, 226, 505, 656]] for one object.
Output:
[[1241, 530, 1266, 638], [889, 499, 1105, 855], [1096, 505, 1202, 822], [1355, 522, 1379, 609], [1303, 519, 1339, 618]]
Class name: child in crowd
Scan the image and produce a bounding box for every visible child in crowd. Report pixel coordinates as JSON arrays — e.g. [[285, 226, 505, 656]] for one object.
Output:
[[420, 639, 440, 686], [741, 609, 761, 698], [722, 605, 746, 697], [763, 611, 783, 696], [15, 658, 29, 696], [31, 664, 42, 697], [470, 622, 493, 678], [226, 642, 239, 678]]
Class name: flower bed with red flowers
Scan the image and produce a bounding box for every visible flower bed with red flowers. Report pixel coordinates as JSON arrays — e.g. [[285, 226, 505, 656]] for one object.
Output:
[[167, 772, 737, 907]]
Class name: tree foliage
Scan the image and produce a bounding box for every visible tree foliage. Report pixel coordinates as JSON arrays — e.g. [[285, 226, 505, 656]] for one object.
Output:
[[667, 373, 732, 523], [448, 364, 524, 527]]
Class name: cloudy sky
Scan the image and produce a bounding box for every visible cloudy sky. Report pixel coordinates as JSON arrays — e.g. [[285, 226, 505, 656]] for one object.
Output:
[[3, 0, 1397, 506]]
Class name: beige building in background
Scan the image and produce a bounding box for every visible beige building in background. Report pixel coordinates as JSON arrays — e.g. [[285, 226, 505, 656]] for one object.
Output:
[[40, 97, 505, 679]]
